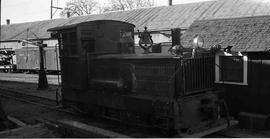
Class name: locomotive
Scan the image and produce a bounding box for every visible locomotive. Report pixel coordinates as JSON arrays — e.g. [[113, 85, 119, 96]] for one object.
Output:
[[48, 20, 234, 137]]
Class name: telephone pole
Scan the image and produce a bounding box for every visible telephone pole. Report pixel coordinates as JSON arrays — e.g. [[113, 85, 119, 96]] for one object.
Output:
[[50, 0, 63, 19], [18, 40, 48, 90], [51, 0, 53, 19], [0, 0, 2, 46], [38, 41, 48, 89]]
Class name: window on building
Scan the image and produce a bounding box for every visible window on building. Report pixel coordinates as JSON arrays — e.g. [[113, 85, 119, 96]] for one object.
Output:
[[220, 56, 243, 82], [215, 54, 248, 85]]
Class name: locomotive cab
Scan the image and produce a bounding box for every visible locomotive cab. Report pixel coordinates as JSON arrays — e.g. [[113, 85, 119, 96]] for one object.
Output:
[[49, 20, 135, 90], [48, 20, 236, 137]]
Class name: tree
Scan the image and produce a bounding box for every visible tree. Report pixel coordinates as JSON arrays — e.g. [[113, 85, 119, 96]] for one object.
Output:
[[104, 0, 155, 12], [60, 0, 156, 17], [60, 0, 98, 17]]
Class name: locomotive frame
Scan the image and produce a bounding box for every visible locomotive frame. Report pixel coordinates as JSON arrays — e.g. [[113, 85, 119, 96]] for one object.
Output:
[[48, 20, 236, 137]]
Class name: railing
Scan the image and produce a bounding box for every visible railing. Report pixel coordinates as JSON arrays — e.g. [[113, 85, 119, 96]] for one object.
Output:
[[182, 56, 215, 95]]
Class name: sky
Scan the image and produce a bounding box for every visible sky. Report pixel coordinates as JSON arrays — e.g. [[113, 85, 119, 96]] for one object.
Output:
[[1, 0, 214, 25]]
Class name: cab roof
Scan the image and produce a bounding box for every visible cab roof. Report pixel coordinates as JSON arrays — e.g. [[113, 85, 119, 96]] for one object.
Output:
[[47, 20, 135, 32]]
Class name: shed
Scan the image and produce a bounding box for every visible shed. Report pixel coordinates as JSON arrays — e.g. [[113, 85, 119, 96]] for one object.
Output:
[[181, 15, 270, 115], [48, 20, 135, 90]]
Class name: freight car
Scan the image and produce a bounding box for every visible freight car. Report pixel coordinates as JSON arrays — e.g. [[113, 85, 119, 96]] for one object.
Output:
[[48, 20, 235, 137], [0, 48, 15, 72], [15, 46, 60, 74]]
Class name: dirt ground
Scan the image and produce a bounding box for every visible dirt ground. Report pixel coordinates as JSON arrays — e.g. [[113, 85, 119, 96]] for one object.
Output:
[[1, 73, 270, 137], [1, 96, 162, 137], [0, 81, 57, 100], [0, 73, 60, 100], [0, 73, 163, 137]]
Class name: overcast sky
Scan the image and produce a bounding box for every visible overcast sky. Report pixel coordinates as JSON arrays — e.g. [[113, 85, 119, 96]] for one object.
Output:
[[1, 0, 214, 25]]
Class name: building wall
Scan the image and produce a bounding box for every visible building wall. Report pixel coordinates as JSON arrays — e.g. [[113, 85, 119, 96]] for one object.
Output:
[[134, 30, 185, 54], [0, 39, 58, 50], [134, 32, 172, 45], [216, 52, 270, 115], [0, 42, 23, 50]]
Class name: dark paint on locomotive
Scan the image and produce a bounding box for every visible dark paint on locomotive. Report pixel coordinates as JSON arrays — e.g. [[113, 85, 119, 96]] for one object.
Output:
[[48, 20, 232, 136]]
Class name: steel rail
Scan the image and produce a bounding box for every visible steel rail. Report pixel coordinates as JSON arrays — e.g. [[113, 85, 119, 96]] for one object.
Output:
[[0, 89, 77, 115]]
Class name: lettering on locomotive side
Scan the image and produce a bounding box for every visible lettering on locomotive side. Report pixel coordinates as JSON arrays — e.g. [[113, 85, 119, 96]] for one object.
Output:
[[81, 30, 95, 40], [120, 30, 134, 43]]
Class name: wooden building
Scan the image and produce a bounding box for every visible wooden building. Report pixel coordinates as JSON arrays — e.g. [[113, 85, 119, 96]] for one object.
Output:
[[181, 15, 270, 115], [3, 0, 270, 53]]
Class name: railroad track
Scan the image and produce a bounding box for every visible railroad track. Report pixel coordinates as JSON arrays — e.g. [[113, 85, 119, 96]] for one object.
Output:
[[0, 88, 163, 137], [0, 88, 78, 115], [0, 87, 237, 138]]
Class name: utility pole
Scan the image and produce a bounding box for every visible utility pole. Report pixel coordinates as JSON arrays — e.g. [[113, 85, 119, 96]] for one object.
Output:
[[168, 0, 172, 6], [0, 1, 8, 123], [19, 40, 48, 89], [50, 0, 63, 19], [0, 0, 2, 47], [51, 0, 53, 19], [38, 41, 48, 89]]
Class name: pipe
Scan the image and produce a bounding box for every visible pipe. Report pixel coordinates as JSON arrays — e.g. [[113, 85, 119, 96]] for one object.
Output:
[[6, 19, 10, 25], [168, 0, 172, 6]]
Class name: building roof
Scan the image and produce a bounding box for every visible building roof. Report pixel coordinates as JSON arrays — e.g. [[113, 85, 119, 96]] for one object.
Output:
[[3, 0, 270, 41], [1, 19, 67, 41], [181, 15, 270, 52]]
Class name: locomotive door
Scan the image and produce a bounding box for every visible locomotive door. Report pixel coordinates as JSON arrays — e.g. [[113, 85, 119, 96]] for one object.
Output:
[[80, 30, 96, 53], [60, 29, 87, 90]]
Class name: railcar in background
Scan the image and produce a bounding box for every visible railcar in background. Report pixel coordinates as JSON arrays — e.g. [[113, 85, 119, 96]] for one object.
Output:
[[0, 48, 16, 72], [48, 20, 235, 137], [14, 46, 60, 74]]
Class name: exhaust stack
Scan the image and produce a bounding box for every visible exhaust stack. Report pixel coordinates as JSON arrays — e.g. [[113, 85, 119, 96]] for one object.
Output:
[[168, 0, 172, 6], [6, 19, 10, 25]]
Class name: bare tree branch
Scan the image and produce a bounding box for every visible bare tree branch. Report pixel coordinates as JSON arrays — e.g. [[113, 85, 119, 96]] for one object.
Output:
[[60, 0, 155, 17], [60, 0, 98, 17], [105, 0, 155, 12]]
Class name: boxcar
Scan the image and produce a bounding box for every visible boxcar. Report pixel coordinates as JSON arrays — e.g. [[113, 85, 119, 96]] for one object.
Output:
[[15, 46, 60, 73]]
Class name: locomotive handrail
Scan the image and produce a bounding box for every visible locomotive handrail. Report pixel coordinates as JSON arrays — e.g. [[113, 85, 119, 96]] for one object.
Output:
[[59, 55, 80, 58], [87, 52, 120, 55]]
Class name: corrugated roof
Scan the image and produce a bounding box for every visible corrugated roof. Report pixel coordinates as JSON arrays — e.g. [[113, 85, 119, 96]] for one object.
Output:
[[1, 19, 66, 41], [181, 15, 270, 52], [3, 0, 270, 41]]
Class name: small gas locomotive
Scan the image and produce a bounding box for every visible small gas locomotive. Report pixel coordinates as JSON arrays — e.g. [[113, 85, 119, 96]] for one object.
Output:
[[48, 20, 233, 137]]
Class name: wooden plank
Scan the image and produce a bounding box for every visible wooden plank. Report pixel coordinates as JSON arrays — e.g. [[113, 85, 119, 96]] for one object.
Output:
[[220, 129, 269, 138], [58, 119, 130, 138], [0, 124, 54, 138], [7, 116, 26, 127], [178, 120, 238, 138]]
